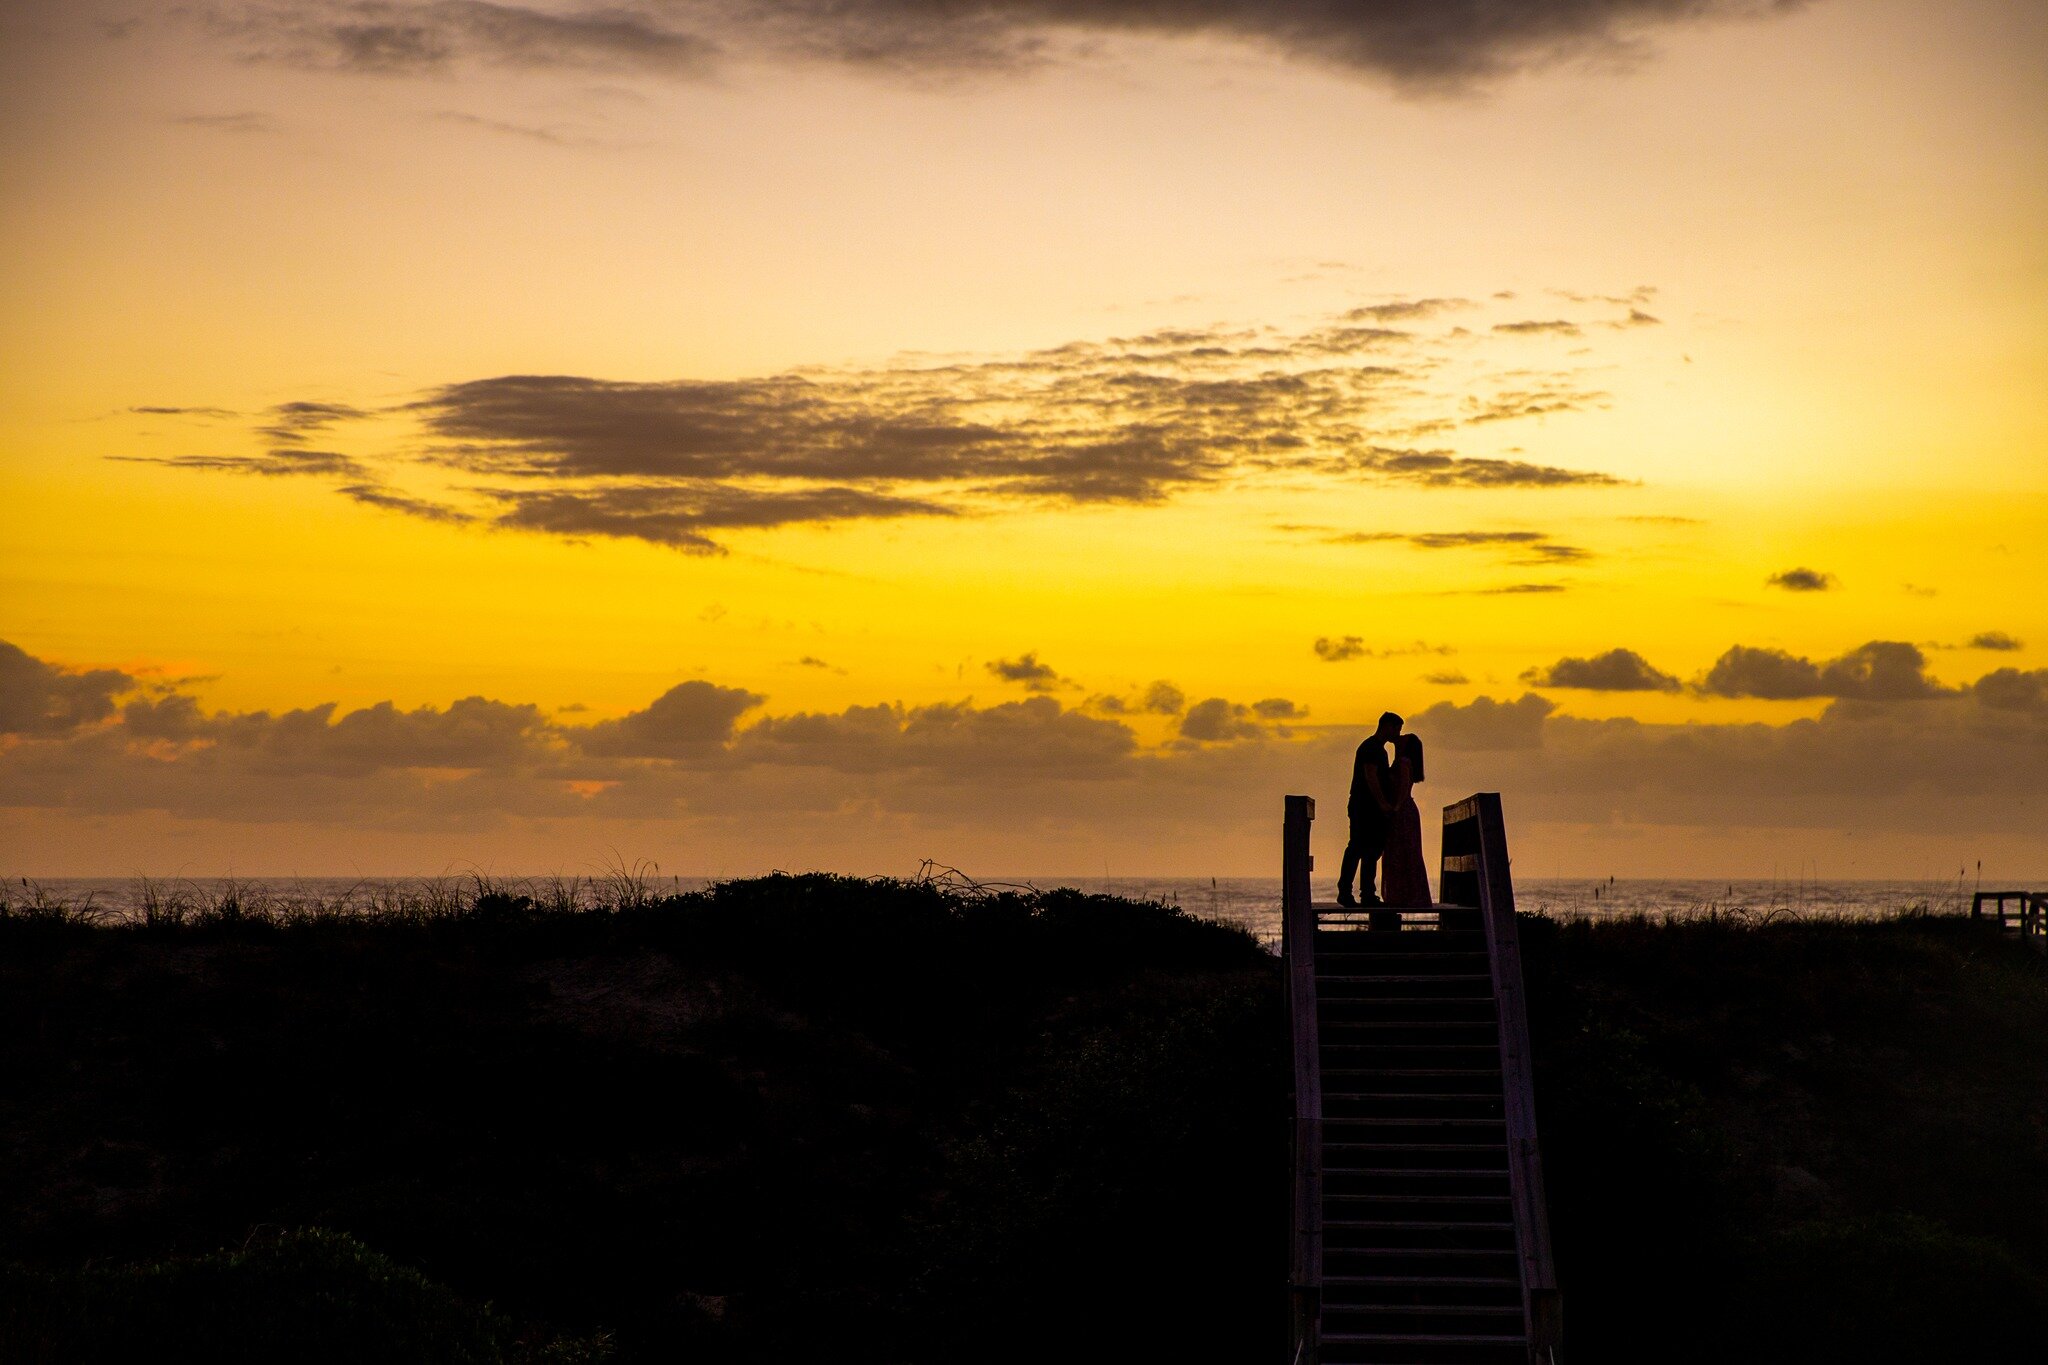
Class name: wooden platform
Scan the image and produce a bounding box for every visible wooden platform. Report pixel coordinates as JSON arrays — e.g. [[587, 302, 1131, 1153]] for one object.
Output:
[[1974, 890, 2047, 953]]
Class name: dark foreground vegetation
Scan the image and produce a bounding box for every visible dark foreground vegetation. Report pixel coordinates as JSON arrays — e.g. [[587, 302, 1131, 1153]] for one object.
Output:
[[2, 878, 2044, 1362]]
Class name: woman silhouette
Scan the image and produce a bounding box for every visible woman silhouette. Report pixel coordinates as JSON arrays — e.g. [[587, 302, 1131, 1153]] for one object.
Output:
[[1380, 733, 1432, 908]]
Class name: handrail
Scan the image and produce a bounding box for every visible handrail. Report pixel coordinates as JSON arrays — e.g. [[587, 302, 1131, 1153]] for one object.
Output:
[[1282, 794, 1322, 1364], [1973, 890, 2047, 952], [1444, 793, 1562, 1363]]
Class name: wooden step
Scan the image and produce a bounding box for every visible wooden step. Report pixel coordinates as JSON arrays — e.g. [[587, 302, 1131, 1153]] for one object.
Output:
[[1327, 1171, 1512, 1200], [1323, 1094, 1506, 1120], [1323, 1044, 1501, 1062], [1323, 1197, 1513, 1224], [1318, 975, 1495, 1000], [1320, 997, 1498, 1022], [1316, 927, 1483, 945], [1324, 1305, 1522, 1321], [1324, 1143, 1509, 1172], [1321, 1019, 1498, 1039]]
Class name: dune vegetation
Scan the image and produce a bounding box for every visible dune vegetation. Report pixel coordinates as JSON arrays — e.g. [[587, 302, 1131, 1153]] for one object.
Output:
[[2, 876, 2042, 1362]]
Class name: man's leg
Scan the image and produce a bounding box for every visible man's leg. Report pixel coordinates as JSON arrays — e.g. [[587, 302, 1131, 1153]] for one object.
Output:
[[1337, 840, 1361, 905]]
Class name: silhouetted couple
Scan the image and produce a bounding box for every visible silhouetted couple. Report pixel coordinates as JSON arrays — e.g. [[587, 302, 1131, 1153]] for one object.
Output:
[[1338, 711, 1431, 909]]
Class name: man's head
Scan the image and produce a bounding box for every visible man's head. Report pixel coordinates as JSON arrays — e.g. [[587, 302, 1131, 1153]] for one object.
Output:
[[1374, 710, 1404, 743]]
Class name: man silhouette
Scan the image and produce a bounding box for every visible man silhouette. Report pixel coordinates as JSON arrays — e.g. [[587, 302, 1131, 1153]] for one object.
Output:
[[1337, 711, 1403, 907]]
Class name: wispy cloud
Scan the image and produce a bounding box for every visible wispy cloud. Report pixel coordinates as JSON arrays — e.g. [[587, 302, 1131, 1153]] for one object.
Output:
[[1315, 637, 1455, 663], [114, 300, 1636, 550], [111, 449, 371, 478], [209, 2, 718, 78], [169, 111, 275, 134], [1326, 529, 1593, 564]]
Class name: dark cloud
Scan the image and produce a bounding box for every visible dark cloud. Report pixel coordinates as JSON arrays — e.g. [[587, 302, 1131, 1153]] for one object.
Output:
[[1522, 647, 1680, 692], [108, 691, 555, 774], [1315, 636, 1368, 663], [1180, 698, 1266, 742], [1966, 631, 2023, 652], [1343, 447, 1624, 488], [257, 400, 366, 444], [1331, 528, 1592, 563], [1700, 641, 1950, 702], [7, 641, 2044, 858], [986, 652, 1069, 693], [736, 696, 1136, 777], [1089, 679, 1189, 715], [1767, 566, 1835, 592], [1493, 319, 1582, 336], [1412, 693, 1556, 750], [1476, 583, 1569, 595], [215, 2, 1806, 90], [1253, 697, 1306, 720], [481, 483, 952, 553], [338, 483, 475, 523], [0, 641, 134, 736], [129, 405, 238, 418], [1701, 645, 1824, 699], [1615, 308, 1662, 327], [1314, 638, 1455, 664], [1973, 668, 2048, 716], [1462, 386, 1607, 424], [111, 449, 371, 478], [1344, 298, 1473, 322], [578, 681, 764, 756], [215, 2, 718, 77], [121, 305, 1632, 549], [1143, 680, 1187, 715], [1423, 670, 1469, 685]]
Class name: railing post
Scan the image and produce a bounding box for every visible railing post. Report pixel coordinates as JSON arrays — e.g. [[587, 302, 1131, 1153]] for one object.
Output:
[[1283, 795, 1321, 1364], [1469, 793, 1561, 1365]]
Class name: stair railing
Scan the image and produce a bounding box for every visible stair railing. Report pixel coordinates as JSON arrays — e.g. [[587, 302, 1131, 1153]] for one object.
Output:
[[1443, 794, 1562, 1364], [1282, 794, 1322, 1364]]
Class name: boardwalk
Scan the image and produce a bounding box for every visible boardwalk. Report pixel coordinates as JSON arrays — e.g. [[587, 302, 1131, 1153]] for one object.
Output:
[[1973, 889, 2047, 953], [1286, 794, 1561, 1365]]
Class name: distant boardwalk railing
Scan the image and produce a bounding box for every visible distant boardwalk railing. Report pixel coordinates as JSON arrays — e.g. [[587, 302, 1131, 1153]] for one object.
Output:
[[1973, 890, 2047, 952]]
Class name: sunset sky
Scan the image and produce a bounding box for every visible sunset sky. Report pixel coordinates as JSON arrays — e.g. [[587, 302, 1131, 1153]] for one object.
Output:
[[3, 0, 2044, 879]]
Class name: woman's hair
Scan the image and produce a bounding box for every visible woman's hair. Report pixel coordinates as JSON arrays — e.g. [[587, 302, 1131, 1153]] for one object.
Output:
[[1397, 733, 1425, 782]]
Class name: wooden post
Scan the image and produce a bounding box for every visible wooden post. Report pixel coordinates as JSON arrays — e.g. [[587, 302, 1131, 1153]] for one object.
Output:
[[1283, 795, 1322, 1365]]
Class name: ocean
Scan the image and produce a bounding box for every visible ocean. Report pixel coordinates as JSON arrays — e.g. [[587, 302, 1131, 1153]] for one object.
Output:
[[11, 873, 2002, 953]]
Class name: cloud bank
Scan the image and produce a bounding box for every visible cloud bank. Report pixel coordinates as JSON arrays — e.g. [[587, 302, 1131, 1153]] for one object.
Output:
[[196, 2, 1810, 91], [7, 637, 2044, 877], [120, 302, 1632, 552]]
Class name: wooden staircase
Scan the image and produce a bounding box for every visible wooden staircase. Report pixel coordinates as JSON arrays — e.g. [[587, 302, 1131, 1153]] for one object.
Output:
[[1287, 794, 1561, 1365]]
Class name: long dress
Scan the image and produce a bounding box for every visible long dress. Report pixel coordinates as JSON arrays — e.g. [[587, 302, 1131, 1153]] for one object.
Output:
[[1380, 760, 1433, 908]]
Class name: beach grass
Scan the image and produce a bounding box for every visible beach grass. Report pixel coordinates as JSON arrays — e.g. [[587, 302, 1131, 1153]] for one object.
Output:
[[2, 877, 2043, 1361]]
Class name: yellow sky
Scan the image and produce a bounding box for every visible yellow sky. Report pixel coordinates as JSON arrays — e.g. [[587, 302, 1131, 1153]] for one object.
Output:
[[2, 0, 2044, 877]]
